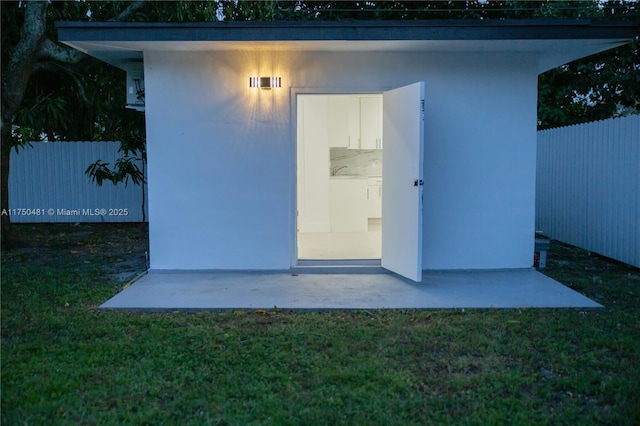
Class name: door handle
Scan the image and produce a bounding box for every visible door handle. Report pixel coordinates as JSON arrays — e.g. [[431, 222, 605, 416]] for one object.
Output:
[[413, 179, 424, 187]]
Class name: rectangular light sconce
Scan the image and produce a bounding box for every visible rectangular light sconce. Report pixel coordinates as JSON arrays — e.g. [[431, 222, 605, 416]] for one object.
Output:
[[249, 76, 281, 90]]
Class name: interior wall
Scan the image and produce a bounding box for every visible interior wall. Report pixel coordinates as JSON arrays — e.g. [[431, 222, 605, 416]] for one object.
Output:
[[297, 96, 330, 233], [144, 49, 538, 270]]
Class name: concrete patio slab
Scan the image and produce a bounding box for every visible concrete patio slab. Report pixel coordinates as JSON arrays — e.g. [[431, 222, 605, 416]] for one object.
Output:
[[100, 268, 602, 310]]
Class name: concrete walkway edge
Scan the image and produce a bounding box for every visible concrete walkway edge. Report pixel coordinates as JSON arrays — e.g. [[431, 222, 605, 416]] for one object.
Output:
[[101, 268, 602, 310]]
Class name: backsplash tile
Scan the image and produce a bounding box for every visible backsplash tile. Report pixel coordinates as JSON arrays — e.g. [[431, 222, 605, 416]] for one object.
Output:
[[330, 148, 382, 177]]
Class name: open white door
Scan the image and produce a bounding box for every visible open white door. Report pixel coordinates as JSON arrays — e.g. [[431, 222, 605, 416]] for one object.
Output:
[[381, 82, 425, 282]]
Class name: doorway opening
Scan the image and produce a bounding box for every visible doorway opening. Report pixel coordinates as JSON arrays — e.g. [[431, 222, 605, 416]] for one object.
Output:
[[296, 93, 383, 261]]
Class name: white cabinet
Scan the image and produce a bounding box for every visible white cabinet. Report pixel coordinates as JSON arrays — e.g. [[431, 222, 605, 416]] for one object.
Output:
[[340, 95, 382, 150], [329, 178, 368, 232], [367, 177, 382, 218], [360, 97, 383, 150], [347, 97, 361, 150], [328, 96, 351, 148], [327, 95, 368, 149]]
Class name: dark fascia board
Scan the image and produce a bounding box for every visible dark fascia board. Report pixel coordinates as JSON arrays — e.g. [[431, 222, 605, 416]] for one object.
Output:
[[56, 19, 640, 43]]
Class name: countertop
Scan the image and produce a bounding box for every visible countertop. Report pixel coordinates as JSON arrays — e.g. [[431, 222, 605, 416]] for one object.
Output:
[[330, 175, 381, 180], [329, 175, 367, 180]]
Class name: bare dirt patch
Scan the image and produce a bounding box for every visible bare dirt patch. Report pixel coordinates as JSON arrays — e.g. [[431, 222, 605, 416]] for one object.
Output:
[[4, 223, 148, 282]]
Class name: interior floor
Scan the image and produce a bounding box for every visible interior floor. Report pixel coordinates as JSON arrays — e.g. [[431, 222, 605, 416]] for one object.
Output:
[[298, 219, 381, 260]]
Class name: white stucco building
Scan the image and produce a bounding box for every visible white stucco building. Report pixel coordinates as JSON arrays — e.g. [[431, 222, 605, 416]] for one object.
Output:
[[57, 19, 638, 281]]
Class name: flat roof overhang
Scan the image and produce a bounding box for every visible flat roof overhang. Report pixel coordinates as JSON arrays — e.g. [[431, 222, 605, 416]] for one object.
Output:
[[56, 19, 639, 73]]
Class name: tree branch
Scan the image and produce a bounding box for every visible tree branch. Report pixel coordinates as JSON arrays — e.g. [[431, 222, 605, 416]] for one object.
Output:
[[109, 0, 148, 22], [17, 0, 48, 55], [31, 62, 89, 104], [2, 1, 48, 116], [38, 39, 84, 64]]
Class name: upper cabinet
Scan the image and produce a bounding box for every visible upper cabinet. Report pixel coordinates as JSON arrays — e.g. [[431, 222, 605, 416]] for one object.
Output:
[[328, 96, 351, 148], [327, 95, 383, 150], [359, 96, 383, 150], [347, 97, 361, 149]]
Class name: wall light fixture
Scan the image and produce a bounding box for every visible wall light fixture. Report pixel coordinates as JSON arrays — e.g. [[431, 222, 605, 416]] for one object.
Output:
[[249, 76, 282, 90]]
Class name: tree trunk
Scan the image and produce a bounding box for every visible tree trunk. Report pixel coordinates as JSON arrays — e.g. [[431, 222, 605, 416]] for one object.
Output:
[[1, 0, 147, 249], [1, 2, 45, 249], [1, 124, 12, 249]]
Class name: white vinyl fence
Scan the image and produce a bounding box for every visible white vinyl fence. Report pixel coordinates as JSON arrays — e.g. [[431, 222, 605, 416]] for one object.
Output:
[[536, 115, 639, 268], [8, 141, 147, 223]]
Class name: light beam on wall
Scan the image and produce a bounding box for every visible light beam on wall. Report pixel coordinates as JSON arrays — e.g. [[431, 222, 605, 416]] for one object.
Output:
[[249, 76, 282, 90]]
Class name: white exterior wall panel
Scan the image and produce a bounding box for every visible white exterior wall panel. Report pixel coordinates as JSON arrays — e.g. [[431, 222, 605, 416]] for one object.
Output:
[[536, 115, 640, 267], [144, 50, 539, 270]]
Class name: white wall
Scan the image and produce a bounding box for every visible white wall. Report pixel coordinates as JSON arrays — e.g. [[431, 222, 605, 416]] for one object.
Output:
[[145, 51, 292, 269], [421, 55, 539, 269], [144, 50, 538, 270], [297, 96, 330, 233]]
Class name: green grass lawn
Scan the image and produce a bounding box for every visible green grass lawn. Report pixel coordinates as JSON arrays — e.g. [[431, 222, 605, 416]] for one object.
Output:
[[2, 224, 639, 425]]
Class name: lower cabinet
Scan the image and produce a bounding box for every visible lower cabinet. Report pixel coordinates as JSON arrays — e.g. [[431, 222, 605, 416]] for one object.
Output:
[[329, 177, 381, 231], [367, 177, 382, 219], [329, 178, 368, 232]]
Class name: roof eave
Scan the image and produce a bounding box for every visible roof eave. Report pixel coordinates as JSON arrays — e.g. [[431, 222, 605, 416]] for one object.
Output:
[[56, 19, 640, 43]]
